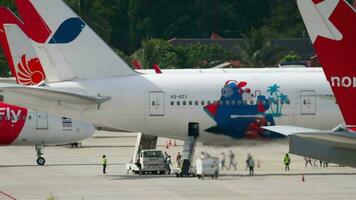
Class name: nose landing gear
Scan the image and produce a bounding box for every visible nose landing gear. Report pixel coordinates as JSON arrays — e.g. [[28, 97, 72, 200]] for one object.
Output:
[[35, 145, 46, 166]]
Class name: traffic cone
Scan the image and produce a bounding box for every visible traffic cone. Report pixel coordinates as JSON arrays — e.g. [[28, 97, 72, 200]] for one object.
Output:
[[169, 139, 172, 146], [257, 160, 260, 168], [302, 174, 305, 182]]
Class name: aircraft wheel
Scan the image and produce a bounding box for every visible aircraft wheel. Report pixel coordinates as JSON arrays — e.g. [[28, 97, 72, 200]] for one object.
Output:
[[37, 157, 46, 166]]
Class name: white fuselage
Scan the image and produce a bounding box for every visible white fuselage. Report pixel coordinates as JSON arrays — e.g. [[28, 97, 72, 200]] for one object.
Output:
[[0, 84, 95, 146], [12, 109, 95, 146], [13, 68, 341, 145]]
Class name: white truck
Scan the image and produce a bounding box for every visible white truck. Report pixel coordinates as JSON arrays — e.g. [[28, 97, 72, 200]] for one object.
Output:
[[126, 149, 166, 174]]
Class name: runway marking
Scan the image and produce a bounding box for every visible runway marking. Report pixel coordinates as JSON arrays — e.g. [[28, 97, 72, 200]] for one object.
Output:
[[0, 190, 17, 200]]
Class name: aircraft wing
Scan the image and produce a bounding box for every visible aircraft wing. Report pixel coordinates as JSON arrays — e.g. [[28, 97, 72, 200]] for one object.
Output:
[[262, 125, 321, 136], [0, 85, 111, 105], [289, 132, 356, 167]]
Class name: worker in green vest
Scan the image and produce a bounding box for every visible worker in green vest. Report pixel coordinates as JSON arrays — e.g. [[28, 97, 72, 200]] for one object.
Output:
[[284, 153, 291, 171], [102, 155, 107, 174]]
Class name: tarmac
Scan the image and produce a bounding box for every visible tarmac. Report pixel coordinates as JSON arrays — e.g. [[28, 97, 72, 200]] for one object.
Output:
[[0, 131, 356, 200]]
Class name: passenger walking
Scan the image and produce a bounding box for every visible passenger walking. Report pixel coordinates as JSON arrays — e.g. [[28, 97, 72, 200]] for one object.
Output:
[[102, 155, 107, 174], [221, 152, 227, 170], [228, 150, 237, 170], [323, 161, 329, 168], [304, 157, 313, 167], [166, 155, 173, 174], [176, 152, 182, 167], [313, 159, 318, 168], [320, 160, 323, 167], [284, 153, 291, 171], [246, 154, 255, 176]]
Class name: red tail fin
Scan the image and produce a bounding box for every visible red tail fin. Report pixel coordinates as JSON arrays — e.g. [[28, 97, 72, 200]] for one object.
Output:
[[298, 0, 356, 126]]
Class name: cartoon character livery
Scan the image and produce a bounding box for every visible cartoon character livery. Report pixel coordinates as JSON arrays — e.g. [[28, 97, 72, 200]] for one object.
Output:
[[204, 81, 289, 139]]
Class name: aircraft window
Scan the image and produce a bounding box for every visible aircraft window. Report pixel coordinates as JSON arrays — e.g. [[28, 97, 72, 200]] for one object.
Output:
[[201, 101, 205, 106], [195, 101, 199, 106], [189, 101, 193, 106], [177, 101, 180, 106], [231, 100, 236, 106], [237, 100, 242, 105], [183, 101, 186, 106], [225, 100, 230, 106], [171, 101, 174, 106], [28, 115, 32, 120]]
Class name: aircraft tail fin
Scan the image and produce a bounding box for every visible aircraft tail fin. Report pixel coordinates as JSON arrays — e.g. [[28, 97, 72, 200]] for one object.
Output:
[[4, 0, 135, 82], [297, 0, 356, 127]]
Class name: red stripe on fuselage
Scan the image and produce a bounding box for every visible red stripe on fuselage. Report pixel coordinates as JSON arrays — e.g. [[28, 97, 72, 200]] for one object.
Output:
[[0, 102, 28, 145]]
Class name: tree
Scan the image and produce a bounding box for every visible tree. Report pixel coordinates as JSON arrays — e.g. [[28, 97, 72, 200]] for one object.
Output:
[[280, 52, 302, 62], [0, 50, 10, 77], [265, 0, 306, 38], [175, 43, 236, 68], [131, 39, 178, 69], [238, 27, 282, 67]]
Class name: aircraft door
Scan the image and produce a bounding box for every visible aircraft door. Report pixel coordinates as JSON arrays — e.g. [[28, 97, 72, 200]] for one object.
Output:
[[36, 112, 49, 129], [149, 92, 165, 116], [300, 90, 316, 115]]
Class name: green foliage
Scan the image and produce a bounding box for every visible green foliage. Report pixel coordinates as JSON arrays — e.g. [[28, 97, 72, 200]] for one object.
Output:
[[175, 43, 236, 68], [0, 51, 10, 77], [0, 1, 310, 76], [131, 39, 178, 69], [238, 27, 282, 67], [131, 39, 235, 69], [280, 52, 302, 62]]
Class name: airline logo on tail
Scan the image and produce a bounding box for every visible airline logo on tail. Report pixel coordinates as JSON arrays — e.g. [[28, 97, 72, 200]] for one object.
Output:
[[298, 0, 356, 126], [0, 0, 85, 85], [331, 76, 356, 88], [17, 55, 45, 85]]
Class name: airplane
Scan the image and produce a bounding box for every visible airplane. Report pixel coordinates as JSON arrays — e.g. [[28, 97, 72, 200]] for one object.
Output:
[[0, 0, 346, 147], [0, 2, 95, 166], [0, 98, 95, 165], [260, 0, 356, 167]]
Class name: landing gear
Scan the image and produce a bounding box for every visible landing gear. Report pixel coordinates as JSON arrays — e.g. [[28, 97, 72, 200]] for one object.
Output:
[[35, 145, 46, 166]]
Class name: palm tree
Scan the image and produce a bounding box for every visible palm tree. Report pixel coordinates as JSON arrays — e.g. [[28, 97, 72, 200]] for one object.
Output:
[[238, 27, 283, 67]]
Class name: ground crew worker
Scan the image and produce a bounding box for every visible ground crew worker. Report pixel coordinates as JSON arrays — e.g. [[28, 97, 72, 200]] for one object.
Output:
[[284, 153, 291, 171], [102, 155, 107, 174], [246, 154, 255, 176]]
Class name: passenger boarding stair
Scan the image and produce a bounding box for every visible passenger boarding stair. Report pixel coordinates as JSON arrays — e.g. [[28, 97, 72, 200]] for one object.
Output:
[[179, 122, 200, 176]]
